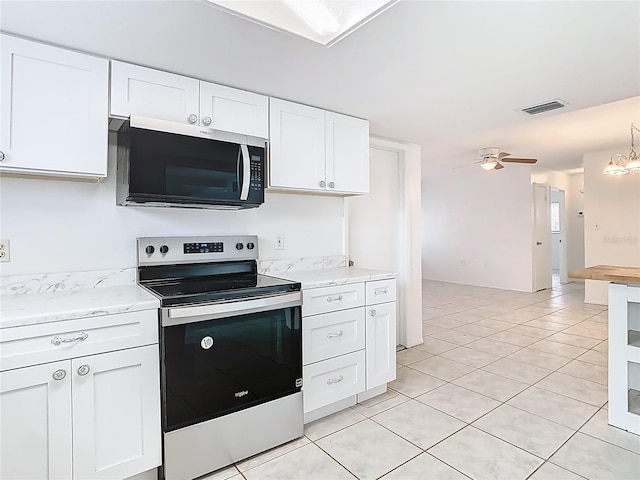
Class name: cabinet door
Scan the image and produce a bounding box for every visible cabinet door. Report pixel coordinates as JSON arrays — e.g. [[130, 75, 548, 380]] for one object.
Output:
[[110, 61, 199, 124], [269, 98, 326, 191], [199, 82, 268, 137], [0, 34, 108, 177], [325, 111, 369, 194], [365, 302, 396, 389], [72, 345, 161, 480], [0, 361, 72, 480]]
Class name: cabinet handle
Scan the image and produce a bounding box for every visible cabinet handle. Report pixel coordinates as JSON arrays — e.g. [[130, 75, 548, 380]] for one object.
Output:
[[370, 309, 377, 317], [187, 114, 198, 124], [326, 330, 344, 339], [327, 375, 344, 385], [202, 116, 212, 126], [319, 180, 326, 188], [374, 287, 389, 295], [51, 332, 88, 346], [0, 151, 5, 161], [328, 181, 335, 189], [326, 295, 343, 303], [52, 369, 66, 381], [77, 364, 90, 376]]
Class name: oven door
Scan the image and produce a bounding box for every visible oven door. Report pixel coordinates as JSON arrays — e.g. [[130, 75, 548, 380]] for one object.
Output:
[[160, 293, 302, 432], [120, 116, 266, 209]]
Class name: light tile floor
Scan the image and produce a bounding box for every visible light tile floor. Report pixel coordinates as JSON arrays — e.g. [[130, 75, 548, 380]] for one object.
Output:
[[206, 280, 640, 480]]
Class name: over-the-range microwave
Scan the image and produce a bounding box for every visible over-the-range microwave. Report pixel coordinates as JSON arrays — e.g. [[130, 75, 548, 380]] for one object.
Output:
[[115, 116, 266, 210]]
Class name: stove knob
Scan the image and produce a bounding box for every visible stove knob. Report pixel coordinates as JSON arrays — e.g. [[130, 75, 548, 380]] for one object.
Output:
[[247, 242, 255, 250], [145, 245, 155, 255], [236, 242, 244, 250], [160, 245, 169, 254]]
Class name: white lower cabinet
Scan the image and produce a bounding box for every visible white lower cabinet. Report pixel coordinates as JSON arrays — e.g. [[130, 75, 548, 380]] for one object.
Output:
[[0, 360, 73, 480], [0, 311, 161, 480], [366, 302, 397, 388], [301, 278, 396, 422]]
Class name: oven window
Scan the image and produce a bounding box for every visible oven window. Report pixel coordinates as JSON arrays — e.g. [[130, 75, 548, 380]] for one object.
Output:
[[162, 306, 302, 432]]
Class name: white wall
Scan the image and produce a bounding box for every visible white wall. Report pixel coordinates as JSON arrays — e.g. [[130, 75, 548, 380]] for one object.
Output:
[[0, 134, 345, 276], [566, 173, 585, 274], [422, 165, 534, 292], [584, 148, 640, 304]]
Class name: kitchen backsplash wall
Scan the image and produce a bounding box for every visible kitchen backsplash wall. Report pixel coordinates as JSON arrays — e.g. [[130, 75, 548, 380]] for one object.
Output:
[[0, 134, 345, 276]]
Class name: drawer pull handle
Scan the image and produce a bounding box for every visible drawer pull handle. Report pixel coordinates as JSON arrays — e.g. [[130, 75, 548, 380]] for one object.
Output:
[[51, 332, 88, 346], [77, 364, 90, 376], [370, 309, 377, 317], [327, 375, 344, 385], [375, 287, 389, 295], [326, 330, 344, 339], [52, 369, 66, 381], [326, 295, 343, 303]]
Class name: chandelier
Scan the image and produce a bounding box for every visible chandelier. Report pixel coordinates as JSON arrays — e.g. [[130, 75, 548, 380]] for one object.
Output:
[[603, 124, 640, 176]]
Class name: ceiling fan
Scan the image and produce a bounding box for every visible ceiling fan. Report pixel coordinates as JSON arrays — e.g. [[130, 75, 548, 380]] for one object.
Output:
[[473, 147, 538, 170]]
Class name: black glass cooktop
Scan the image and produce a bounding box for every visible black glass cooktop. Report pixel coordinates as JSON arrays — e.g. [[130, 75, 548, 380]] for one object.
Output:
[[138, 261, 300, 307]]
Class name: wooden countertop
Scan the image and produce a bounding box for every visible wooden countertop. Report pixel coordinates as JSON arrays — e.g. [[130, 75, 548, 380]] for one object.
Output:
[[569, 265, 640, 285]]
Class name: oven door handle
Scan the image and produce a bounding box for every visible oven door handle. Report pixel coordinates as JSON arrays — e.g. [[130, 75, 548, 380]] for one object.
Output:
[[163, 292, 301, 325]]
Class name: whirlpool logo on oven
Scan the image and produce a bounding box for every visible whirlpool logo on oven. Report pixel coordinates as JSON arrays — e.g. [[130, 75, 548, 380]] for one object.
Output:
[[235, 390, 249, 398]]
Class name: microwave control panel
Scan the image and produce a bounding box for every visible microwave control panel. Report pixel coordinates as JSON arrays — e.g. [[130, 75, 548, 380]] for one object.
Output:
[[250, 156, 262, 189]]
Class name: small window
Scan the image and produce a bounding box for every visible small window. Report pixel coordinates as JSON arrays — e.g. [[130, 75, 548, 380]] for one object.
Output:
[[551, 202, 560, 233]]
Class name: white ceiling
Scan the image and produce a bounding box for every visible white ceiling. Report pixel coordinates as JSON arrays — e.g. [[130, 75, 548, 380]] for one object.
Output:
[[2, 0, 639, 174]]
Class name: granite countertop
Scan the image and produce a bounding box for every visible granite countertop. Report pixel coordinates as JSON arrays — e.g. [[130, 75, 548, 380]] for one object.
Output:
[[272, 267, 396, 289], [569, 265, 640, 285], [0, 284, 160, 329]]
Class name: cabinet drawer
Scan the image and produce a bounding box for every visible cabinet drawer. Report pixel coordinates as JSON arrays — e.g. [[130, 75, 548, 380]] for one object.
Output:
[[302, 350, 365, 413], [0, 310, 158, 371], [303, 308, 365, 365], [366, 279, 396, 305], [303, 283, 365, 316]]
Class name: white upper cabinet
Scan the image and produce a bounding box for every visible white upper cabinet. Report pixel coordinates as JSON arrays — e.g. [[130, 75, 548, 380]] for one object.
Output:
[[0, 34, 109, 179], [110, 61, 268, 137], [269, 97, 369, 195], [269, 98, 326, 191], [110, 61, 199, 125], [326, 111, 369, 194], [199, 82, 268, 138]]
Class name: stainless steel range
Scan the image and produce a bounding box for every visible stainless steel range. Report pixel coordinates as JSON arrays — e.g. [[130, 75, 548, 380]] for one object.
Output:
[[137, 235, 303, 480]]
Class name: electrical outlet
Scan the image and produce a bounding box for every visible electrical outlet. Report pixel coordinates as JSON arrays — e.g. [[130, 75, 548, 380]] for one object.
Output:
[[0, 239, 10, 263], [483, 261, 489, 268], [275, 234, 284, 250], [460, 259, 465, 266]]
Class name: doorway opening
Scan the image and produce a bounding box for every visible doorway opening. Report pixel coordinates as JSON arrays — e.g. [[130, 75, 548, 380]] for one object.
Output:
[[550, 188, 568, 286]]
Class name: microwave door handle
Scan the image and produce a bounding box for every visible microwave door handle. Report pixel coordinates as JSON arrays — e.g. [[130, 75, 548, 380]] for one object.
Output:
[[239, 144, 251, 200]]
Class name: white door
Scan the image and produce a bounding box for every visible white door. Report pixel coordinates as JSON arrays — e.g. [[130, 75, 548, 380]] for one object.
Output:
[[325, 111, 369, 194], [72, 345, 161, 480], [0, 34, 108, 176], [199, 82, 268, 138], [365, 303, 397, 388], [110, 61, 199, 124], [0, 361, 73, 480], [533, 183, 552, 291], [347, 147, 399, 272], [269, 98, 326, 191]]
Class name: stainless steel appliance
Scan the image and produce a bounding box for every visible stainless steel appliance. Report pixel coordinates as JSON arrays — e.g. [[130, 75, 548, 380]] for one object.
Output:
[[117, 116, 266, 210], [137, 235, 302, 480]]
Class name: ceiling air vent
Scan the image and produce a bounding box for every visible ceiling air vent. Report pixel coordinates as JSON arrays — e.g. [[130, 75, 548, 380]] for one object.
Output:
[[521, 99, 567, 115]]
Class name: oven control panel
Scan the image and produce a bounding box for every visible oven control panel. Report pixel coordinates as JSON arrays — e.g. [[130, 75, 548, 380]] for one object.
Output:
[[184, 242, 224, 254], [138, 235, 259, 266]]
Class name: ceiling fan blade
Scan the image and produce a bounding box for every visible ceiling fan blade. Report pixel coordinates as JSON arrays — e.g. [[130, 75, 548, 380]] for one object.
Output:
[[501, 157, 537, 164], [495, 162, 505, 170], [452, 159, 483, 170], [498, 152, 511, 159]]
